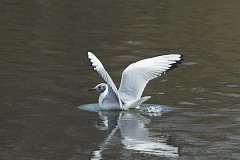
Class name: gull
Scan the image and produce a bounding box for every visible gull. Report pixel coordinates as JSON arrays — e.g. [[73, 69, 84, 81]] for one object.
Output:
[[88, 52, 182, 110]]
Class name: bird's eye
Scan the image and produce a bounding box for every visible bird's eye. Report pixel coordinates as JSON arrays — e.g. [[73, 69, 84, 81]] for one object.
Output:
[[98, 86, 101, 89]]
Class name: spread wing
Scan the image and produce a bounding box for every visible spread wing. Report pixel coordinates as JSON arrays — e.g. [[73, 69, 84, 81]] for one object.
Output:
[[118, 54, 182, 101], [88, 52, 123, 109]]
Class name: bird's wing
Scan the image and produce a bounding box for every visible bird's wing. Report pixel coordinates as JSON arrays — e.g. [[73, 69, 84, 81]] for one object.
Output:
[[88, 52, 123, 109], [118, 54, 182, 101]]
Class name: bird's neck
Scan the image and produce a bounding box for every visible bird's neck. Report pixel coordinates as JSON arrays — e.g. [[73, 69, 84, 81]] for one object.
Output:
[[98, 85, 108, 104]]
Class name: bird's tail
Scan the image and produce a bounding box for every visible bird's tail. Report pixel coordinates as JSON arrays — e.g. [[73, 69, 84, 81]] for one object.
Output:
[[124, 96, 151, 110]]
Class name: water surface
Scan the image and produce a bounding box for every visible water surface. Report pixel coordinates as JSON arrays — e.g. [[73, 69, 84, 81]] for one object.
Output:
[[0, 0, 240, 159]]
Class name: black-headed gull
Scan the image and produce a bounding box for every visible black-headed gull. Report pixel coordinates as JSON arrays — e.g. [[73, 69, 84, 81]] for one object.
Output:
[[88, 52, 182, 110]]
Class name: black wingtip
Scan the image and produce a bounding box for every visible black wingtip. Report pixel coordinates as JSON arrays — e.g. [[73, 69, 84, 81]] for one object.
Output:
[[166, 54, 184, 73]]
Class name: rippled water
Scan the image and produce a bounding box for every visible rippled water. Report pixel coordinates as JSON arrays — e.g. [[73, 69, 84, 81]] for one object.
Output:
[[1, 0, 240, 159]]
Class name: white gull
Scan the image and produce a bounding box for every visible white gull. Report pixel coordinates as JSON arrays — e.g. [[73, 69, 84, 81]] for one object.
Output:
[[88, 52, 182, 110]]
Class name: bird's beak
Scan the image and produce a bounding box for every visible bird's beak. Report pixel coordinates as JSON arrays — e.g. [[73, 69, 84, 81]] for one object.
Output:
[[88, 87, 95, 91]]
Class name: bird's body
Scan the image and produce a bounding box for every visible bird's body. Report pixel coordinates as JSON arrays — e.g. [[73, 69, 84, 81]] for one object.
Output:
[[88, 52, 182, 110], [98, 83, 121, 110]]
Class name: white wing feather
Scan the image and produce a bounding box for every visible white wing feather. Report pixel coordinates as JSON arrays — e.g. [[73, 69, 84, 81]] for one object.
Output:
[[88, 52, 123, 108], [118, 54, 182, 101]]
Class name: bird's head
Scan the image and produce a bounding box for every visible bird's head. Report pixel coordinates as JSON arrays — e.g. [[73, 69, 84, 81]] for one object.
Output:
[[88, 83, 107, 93]]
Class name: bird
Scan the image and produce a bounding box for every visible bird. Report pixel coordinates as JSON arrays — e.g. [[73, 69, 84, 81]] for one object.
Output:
[[88, 52, 182, 110]]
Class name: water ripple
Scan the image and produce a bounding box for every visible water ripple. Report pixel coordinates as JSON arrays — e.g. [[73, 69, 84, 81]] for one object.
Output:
[[213, 92, 240, 98]]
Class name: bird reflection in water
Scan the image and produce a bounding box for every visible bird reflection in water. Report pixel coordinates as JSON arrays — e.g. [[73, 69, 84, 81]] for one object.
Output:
[[80, 104, 179, 159]]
